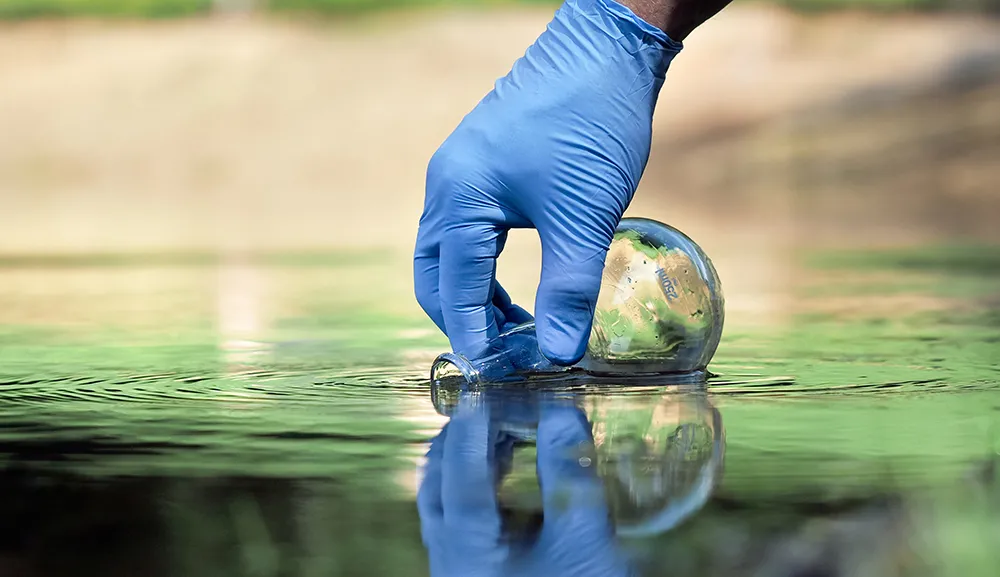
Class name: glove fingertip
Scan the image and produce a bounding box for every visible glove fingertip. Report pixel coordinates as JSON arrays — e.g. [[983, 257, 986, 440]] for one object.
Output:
[[537, 315, 591, 366]]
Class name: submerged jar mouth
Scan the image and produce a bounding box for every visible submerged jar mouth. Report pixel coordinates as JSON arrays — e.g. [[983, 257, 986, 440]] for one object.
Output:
[[430, 352, 483, 386], [429, 322, 566, 386]]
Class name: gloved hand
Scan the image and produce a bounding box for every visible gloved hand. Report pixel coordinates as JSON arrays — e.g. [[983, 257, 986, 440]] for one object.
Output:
[[413, 0, 683, 366], [417, 396, 633, 577]]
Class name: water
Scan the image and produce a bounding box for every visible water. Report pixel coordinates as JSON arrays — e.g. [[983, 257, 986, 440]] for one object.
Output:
[[0, 247, 997, 576]]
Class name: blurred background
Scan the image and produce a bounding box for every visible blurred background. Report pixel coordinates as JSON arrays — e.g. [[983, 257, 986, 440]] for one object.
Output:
[[1, 0, 998, 327]]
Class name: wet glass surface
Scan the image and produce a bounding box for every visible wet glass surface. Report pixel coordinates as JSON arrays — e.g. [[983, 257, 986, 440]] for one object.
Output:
[[0, 248, 997, 577]]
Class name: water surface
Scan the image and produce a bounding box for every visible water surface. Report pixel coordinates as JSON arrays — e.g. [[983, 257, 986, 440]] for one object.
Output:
[[0, 248, 997, 577]]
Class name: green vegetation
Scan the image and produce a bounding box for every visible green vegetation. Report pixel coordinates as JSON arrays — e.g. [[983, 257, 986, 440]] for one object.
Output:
[[0, 0, 210, 18], [0, 0, 996, 20], [771, 0, 993, 12], [0, 249, 388, 269], [805, 244, 1000, 277], [0, 0, 549, 19]]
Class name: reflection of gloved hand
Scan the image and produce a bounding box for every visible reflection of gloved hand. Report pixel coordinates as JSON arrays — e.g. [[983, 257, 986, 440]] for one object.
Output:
[[413, 0, 683, 366], [417, 399, 633, 577]]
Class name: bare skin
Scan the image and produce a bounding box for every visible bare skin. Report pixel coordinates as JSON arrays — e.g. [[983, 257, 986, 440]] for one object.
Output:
[[621, 0, 735, 41]]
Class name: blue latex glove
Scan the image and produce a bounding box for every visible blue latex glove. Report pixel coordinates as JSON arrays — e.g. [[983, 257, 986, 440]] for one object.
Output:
[[414, 0, 682, 365], [417, 397, 634, 577]]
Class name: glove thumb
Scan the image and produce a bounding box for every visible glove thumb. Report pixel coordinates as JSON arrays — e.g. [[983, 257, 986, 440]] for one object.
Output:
[[534, 219, 615, 366]]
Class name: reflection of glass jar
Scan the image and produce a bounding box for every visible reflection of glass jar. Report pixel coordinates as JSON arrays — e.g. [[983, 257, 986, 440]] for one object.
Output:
[[430, 218, 724, 385], [429, 381, 725, 537], [586, 390, 724, 537]]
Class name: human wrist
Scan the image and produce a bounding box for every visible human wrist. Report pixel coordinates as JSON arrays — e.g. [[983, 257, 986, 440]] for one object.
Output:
[[587, 0, 683, 49], [619, 0, 734, 42], [617, 0, 684, 40]]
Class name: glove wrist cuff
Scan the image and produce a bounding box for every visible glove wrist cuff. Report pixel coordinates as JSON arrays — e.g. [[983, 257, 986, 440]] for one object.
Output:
[[562, 0, 683, 76]]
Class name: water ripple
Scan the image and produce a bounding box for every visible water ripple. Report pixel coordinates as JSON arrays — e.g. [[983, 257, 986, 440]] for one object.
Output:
[[0, 367, 430, 408]]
